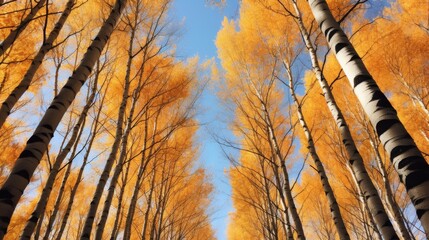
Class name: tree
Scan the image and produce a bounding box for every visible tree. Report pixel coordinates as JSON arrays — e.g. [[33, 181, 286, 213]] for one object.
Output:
[[308, 0, 429, 236], [282, 58, 350, 240], [217, 14, 305, 239], [0, 0, 127, 238]]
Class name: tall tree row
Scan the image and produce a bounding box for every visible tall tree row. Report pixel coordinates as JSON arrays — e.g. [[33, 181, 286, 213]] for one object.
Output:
[[1, 0, 428, 239], [217, 0, 428, 239], [0, 0, 214, 239]]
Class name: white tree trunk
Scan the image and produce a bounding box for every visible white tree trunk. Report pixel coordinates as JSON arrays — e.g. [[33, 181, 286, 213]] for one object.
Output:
[[284, 60, 350, 240], [252, 85, 306, 240], [0, 0, 127, 238], [289, 1, 397, 239], [308, 0, 429, 237]]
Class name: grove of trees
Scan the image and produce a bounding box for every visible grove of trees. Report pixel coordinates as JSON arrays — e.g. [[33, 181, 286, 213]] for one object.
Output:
[[0, 0, 427, 239]]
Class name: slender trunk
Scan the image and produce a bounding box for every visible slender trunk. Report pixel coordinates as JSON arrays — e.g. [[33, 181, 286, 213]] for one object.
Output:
[[255, 90, 306, 239], [141, 164, 157, 240], [0, 0, 127, 238], [0, 0, 46, 57], [261, 161, 280, 240], [122, 135, 149, 239], [124, 111, 157, 240], [396, 74, 429, 121], [33, 209, 44, 240], [155, 163, 170, 240], [55, 92, 104, 240], [370, 137, 413, 240], [41, 114, 87, 240], [110, 159, 131, 240], [43, 152, 72, 240], [289, 1, 397, 238], [21, 61, 97, 240], [308, 0, 429, 236], [0, 0, 75, 128], [80, 16, 135, 239], [95, 87, 139, 239], [269, 159, 293, 239], [284, 60, 350, 239], [347, 164, 382, 240], [284, 204, 293, 240], [43, 70, 100, 240]]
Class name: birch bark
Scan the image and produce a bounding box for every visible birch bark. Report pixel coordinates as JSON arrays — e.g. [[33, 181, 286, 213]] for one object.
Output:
[[308, 0, 429, 236]]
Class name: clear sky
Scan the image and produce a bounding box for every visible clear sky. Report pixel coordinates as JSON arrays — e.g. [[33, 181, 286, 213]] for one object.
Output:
[[170, 1, 239, 239]]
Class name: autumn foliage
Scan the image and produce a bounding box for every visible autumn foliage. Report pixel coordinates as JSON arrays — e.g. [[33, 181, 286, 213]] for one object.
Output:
[[0, 0, 428, 239]]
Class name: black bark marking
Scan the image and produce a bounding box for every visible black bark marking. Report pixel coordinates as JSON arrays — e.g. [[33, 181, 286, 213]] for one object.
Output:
[[397, 156, 427, 170], [391, 145, 415, 159], [41, 131, 53, 139], [42, 124, 53, 131], [0, 189, 13, 199], [27, 135, 44, 144], [63, 85, 77, 95], [84, 65, 92, 74], [48, 105, 59, 111], [405, 171, 429, 190], [319, 19, 326, 29], [327, 29, 338, 42], [348, 54, 360, 63], [55, 101, 66, 109], [29, 215, 38, 223], [324, 27, 334, 37], [19, 150, 37, 159], [415, 197, 426, 205], [335, 43, 347, 53], [381, 220, 393, 227], [370, 90, 394, 109], [15, 170, 30, 181], [376, 119, 398, 136], [416, 208, 429, 219]]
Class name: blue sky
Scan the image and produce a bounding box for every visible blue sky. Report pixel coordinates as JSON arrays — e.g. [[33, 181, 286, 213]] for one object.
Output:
[[170, 1, 239, 239]]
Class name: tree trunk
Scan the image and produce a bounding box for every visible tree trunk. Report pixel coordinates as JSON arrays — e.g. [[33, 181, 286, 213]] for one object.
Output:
[[0, 0, 75, 128], [94, 87, 139, 239], [80, 14, 135, 238], [261, 160, 281, 240], [123, 119, 150, 239], [54, 90, 105, 240], [255, 89, 306, 240], [21, 60, 97, 240], [370, 135, 414, 240], [0, 0, 46, 57], [283, 60, 350, 240], [308, 0, 429, 236], [0, 0, 127, 238], [347, 164, 382, 240], [110, 159, 131, 240], [141, 163, 157, 240], [43, 152, 73, 240], [43, 70, 101, 240], [33, 207, 45, 240], [289, 1, 398, 239]]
